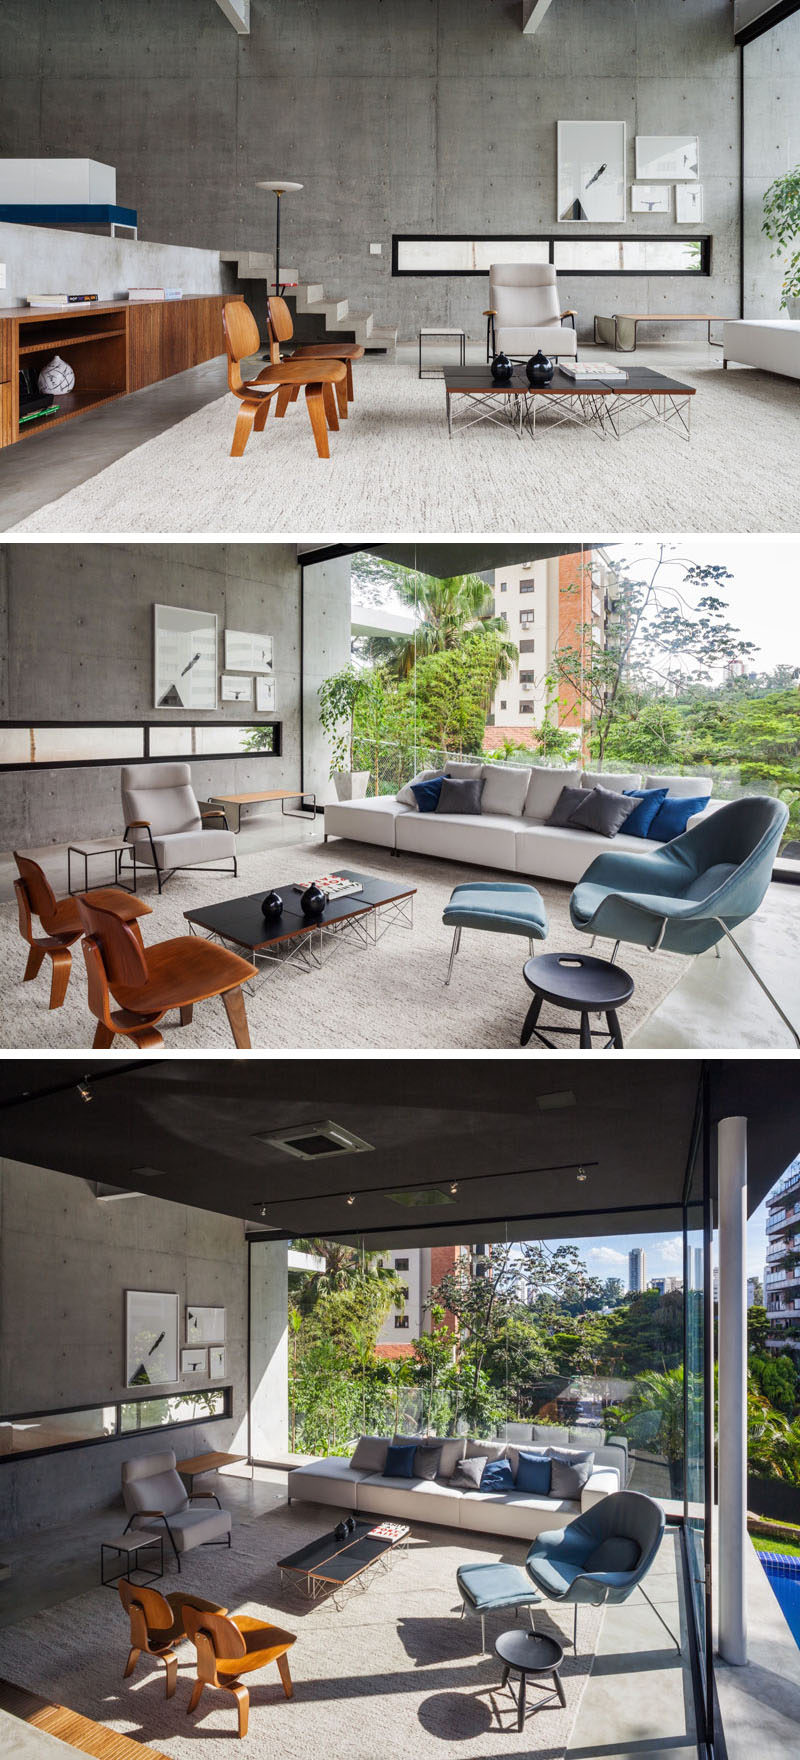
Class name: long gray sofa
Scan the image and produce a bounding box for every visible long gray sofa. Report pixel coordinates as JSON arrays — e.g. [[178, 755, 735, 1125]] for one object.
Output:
[[324, 763, 718, 886], [287, 1430, 629, 1543]]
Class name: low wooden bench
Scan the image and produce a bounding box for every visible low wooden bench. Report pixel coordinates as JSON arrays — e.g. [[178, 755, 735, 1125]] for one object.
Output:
[[206, 788, 316, 835], [593, 313, 729, 351], [0, 1679, 170, 1760]]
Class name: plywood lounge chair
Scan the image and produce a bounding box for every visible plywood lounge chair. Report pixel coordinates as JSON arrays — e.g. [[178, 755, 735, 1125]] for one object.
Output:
[[13, 852, 84, 1009], [265, 294, 364, 418], [117, 1580, 223, 1698], [183, 1604, 297, 1737], [222, 299, 346, 459]]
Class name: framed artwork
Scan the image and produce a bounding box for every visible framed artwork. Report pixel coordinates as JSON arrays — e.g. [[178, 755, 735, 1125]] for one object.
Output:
[[255, 675, 276, 712], [557, 121, 626, 222], [209, 1346, 226, 1379], [635, 136, 698, 181], [224, 630, 273, 673], [125, 1290, 179, 1387], [181, 1347, 208, 1376], [153, 605, 217, 710], [676, 183, 703, 222], [220, 673, 252, 703], [187, 1305, 226, 1345], [631, 183, 671, 216]]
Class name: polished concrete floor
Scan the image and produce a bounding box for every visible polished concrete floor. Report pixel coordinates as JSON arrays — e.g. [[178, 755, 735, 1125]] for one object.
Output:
[[0, 1465, 697, 1760]]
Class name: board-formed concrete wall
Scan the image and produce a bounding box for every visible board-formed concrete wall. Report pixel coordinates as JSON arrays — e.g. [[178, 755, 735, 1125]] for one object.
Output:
[[0, 219, 234, 308], [1, 0, 741, 340], [743, 10, 800, 314]]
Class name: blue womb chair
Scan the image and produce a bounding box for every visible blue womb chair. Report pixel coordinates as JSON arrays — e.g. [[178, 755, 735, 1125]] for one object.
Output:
[[568, 796, 798, 1046], [525, 1490, 676, 1653]]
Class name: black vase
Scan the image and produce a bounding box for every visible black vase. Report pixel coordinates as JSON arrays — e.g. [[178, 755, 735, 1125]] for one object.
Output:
[[526, 349, 554, 384], [300, 882, 327, 918], [334, 1519, 348, 1540], [490, 351, 513, 382], [260, 889, 284, 921]]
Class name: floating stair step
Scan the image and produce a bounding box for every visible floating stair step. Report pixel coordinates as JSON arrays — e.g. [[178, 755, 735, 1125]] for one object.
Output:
[[367, 325, 398, 350], [295, 283, 325, 308]]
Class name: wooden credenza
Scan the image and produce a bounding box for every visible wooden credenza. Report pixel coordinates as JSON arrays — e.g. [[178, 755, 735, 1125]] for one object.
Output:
[[0, 293, 241, 447]]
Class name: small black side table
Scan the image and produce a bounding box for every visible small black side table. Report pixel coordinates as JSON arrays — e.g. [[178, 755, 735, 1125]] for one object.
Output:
[[496, 1628, 566, 1731], [521, 951, 635, 1049], [100, 1530, 164, 1588]]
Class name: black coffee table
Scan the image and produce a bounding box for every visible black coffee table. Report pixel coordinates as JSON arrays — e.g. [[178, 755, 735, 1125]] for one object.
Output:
[[496, 1628, 566, 1731], [277, 1518, 409, 1609], [444, 362, 694, 442], [183, 867, 415, 980], [521, 951, 635, 1049]]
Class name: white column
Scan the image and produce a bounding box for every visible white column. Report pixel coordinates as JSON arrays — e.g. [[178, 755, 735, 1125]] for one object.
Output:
[[717, 1115, 748, 1666]]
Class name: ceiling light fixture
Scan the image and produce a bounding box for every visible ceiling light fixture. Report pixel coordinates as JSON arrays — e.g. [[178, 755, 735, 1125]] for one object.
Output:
[[449, 1181, 459, 1194], [76, 1081, 93, 1103], [576, 1167, 588, 1183], [346, 1193, 355, 1206]]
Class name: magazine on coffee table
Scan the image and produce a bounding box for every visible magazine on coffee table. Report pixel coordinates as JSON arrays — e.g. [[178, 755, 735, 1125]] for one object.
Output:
[[292, 874, 364, 899], [368, 1521, 409, 1542], [560, 361, 628, 381]]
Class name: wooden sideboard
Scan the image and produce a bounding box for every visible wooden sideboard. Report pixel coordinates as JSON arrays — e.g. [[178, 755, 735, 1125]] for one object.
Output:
[[0, 293, 241, 448]]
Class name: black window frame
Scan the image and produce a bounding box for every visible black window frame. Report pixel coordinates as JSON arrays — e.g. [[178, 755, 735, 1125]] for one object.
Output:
[[0, 1386, 234, 1463], [392, 233, 712, 277], [0, 719, 283, 773]]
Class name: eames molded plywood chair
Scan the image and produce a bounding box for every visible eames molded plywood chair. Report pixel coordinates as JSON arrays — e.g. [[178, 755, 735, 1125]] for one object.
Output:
[[117, 1580, 223, 1698], [265, 294, 364, 418], [183, 1604, 297, 1737], [222, 299, 346, 459], [13, 852, 83, 1009]]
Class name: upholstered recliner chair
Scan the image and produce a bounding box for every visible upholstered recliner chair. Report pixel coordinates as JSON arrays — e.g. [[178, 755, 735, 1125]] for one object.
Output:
[[121, 763, 237, 894], [485, 264, 578, 362], [122, 1450, 232, 1572]]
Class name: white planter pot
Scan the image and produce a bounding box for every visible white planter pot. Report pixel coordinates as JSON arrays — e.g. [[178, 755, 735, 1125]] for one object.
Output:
[[333, 770, 370, 801], [784, 295, 800, 320]]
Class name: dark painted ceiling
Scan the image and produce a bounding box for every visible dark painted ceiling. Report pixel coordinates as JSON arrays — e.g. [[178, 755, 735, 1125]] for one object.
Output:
[[298, 543, 604, 578], [1, 1060, 797, 1245]]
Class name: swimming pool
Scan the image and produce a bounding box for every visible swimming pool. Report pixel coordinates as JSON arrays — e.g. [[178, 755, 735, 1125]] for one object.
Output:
[[759, 1551, 800, 1648]]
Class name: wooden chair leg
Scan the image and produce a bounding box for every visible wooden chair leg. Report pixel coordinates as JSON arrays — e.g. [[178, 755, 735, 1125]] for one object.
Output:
[[289, 384, 301, 404], [231, 401, 258, 457], [23, 946, 46, 983], [335, 374, 348, 417], [123, 1646, 140, 1680], [186, 1680, 204, 1718], [48, 948, 72, 1010], [274, 384, 294, 418], [222, 985, 251, 1049], [322, 378, 340, 431], [163, 1652, 178, 1699], [305, 385, 330, 458], [346, 358, 354, 401], [92, 1023, 116, 1049], [253, 398, 272, 431], [180, 1004, 194, 1026], [231, 1684, 249, 1738], [276, 1652, 294, 1699]]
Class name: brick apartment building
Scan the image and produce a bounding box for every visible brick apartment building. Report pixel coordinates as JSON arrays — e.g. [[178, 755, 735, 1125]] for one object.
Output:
[[485, 547, 611, 757]]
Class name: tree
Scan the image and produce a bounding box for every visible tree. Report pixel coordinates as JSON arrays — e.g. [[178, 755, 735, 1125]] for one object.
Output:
[[762, 165, 800, 309], [602, 1277, 626, 1308], [747, 1304, 770, 1356], [750, 1352, 798, 1414], [317, 665, 383, 776], [290, 1238, 403, 1315], [372, 572, 514, 679]]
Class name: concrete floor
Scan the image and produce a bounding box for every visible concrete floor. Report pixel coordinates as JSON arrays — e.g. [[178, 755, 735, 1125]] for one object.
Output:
[[0, 1466, 698, 1760]]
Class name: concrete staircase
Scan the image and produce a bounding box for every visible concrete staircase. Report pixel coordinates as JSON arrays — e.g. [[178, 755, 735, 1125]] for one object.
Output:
[[220, 250, 397, 352]]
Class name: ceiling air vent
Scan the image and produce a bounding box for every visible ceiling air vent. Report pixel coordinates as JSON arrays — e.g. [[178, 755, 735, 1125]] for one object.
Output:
[[255, 1120, 374, 1161], [388, 1187, 455, 1207]]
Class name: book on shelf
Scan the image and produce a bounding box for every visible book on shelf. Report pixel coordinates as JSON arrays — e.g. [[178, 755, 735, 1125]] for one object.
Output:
[[127, 287, 165, 301], [27, 295, 71, 308], [164, 289, 183, 300], [67, 294, 99, 303], [291, 874, 364, 900]]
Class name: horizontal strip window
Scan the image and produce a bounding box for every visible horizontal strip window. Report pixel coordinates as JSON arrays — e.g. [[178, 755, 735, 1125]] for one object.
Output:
[[0, 720, 282, 772], [0, 1386, 232, 1461], [393, 234, 711, 276]]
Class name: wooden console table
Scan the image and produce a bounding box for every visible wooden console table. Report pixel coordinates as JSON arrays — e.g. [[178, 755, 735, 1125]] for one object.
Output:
[[209, 789, 317, 834], [0, 293, 242, 448]]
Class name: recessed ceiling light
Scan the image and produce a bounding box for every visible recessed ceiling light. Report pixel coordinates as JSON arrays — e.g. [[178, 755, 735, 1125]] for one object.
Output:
[[536, 1090, 576, 1111]]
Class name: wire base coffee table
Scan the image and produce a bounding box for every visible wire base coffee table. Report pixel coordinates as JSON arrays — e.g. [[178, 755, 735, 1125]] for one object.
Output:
[[184, 869, 415, 987], [278, 1520, 410, 1611], [444, 364, 694, 443]]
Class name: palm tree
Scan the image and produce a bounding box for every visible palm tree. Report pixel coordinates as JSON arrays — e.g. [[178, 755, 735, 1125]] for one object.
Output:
[[372, 573, 515, 680], [290, 1238, 403, 1314]]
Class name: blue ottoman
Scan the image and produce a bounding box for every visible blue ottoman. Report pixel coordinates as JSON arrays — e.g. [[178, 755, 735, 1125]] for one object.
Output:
[[456, 1561, 541, 1653], [442, 881, 548, 986]]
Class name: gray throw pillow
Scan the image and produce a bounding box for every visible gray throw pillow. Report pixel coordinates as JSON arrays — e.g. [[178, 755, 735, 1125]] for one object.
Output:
[[413, 1443, 443, 1481], [546, 785, 589, 827], [585, 1536, 640, 1574], [450, 1454, 487, 1489], [465, 1439, 508, 1462], [432, 1437, 466, 1477], [547, 1448, 595, 1498], [396, 768, 439, 806], [567, 786, 637, 838], [436, 777, 484, 816], [444, 760, 482, 779], [350, 1435, 390, 1473]]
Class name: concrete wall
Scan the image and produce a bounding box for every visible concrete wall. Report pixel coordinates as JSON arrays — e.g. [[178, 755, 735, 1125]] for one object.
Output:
[[743, 10, 800, 313], [249, 1241, 289, 1460], [0, 219, 233, 307], [0, 0, 740, 340], [302, 555, 356, 806], [0, 542, 348, 850], [0, 1161, 251, 1539]]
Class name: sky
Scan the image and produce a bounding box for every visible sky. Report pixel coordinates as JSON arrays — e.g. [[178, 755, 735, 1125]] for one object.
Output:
[[524, 1200, 778, 1292], [596, 537, 800, 676]]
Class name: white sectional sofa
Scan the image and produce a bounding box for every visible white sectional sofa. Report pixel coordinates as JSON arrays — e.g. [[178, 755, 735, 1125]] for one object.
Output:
[[287, 1431, 628, 1543], [722, 317, 800, 381], [324, 763, 718, 887]]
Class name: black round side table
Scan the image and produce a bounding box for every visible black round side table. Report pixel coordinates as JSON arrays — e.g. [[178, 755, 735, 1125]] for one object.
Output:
[[521, 951, 635, 1049], [495, 1628, 566, 1731]]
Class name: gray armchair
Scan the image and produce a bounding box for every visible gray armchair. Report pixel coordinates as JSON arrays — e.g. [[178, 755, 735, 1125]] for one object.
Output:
[[121, 762, 237, 894], [525, 1489, 676, 1652], [485, 264, 578, 362], [122, 1449, 232, 1571]]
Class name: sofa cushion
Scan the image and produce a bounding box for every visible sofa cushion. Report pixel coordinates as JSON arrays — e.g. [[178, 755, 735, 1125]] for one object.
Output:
[[445, 760, 482, 779], [532, 1425, 569, 1447], [480, 1457, 516, 1492], [585, 1536, 641, 1574], [567, 786, 637, 838], [396, 807, 518, 870], [647, 794, 710, 841], [645, 773, 712, 800], [480, 763, 530, 817], [146, 829, 236, 868], [547, 1448, 595, 1497], [324, 797, 410, 850], [582, 770, 642, 793], [515, 1451, 552, 1495], [350, 1435, 390, 1474], [568, 1427, 607, 1451], [546, 785, 589, 828], [397, 768, 440, 806], [433, 1437, 467, 1477], [166, 1506, 232, 1550], [436, 776, 484, 815], [414, 1443, 443, 1481], [466, 1439, 508, 1462], [499, 1423, 534, 1443], [383, 1441, 417, 1478], [622, 787, 668, 837], [410, 774, 445, 813], [124, 1469, 187, 1518], [450, 1455, 487, 1489], [524, 766, 583, 822]]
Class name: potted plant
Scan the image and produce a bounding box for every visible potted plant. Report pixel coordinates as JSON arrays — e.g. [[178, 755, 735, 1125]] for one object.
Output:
[[318, 665, 371, 801], [762, 167, 800, 314]]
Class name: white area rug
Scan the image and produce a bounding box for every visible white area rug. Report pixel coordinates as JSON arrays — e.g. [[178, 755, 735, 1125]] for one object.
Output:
[[0, 838, 687, 1050], [0, 1504, 605, 1760], [10, 353, 800, 533]]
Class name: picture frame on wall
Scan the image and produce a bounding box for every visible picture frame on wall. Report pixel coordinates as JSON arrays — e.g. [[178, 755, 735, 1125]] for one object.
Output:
[[220, 673, 252, 703], [224, 630, 273, 673], [631, 183, 671, 215], [153, 605, 218, 710], [635, 135, 698, 181], [255, 675, 276, 712], [186, 1305, 226, 1345], [181, 1347, 208, 1376], [125, 1289, 179, 1387], [557, 120, 626, 222], [209, 1346, 226, 1379], [676, 183, 703, 222]]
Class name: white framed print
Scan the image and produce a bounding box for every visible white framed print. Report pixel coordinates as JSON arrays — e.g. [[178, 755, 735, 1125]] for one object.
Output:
[[557, 120, 626, 222], [209, 1346, 226, 1379], [153, 605, 217, 710], [221, 673, 252, 703], [635, 135, 698, 181], [125, 1290, 179, 1387], [224, 629, 273, 673], [676, 183, 703, 222], [187, 1305, 226, 1345], [181, 1347, 208, 1376], [631, 183, 671, 215], [255, 675, 276, 712]]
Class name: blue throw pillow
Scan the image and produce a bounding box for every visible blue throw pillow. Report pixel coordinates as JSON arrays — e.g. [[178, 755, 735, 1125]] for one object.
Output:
[[383, 1441, 417, 1479], [479, 1457, 516, 1492], [410, 773, 445, 813], [647, 794, 708, 842], [622, 786, 668, 838], [515, 1451, 552, 1495]]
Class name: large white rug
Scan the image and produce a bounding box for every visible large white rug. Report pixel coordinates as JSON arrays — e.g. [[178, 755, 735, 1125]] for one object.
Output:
[[0, 1503, 605, 1760], [10, 353, 800, 532], [0, 838, 687, 1049]]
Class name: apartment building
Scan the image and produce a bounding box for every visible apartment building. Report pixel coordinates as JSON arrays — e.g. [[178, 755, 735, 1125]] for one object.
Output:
[[487, 548, 610, 751]]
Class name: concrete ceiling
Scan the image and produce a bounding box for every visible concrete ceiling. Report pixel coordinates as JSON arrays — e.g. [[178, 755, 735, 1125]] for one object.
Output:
[[1, 1060, 797, 1246], [299, 544, 598, 579]]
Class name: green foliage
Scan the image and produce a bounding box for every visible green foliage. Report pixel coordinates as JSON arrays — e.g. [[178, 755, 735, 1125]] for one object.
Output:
[[748, 1304, 770, 1356], [317, 665, 385, 777], [750, 1353, 798, 1414], [762, 166, 800, 307]]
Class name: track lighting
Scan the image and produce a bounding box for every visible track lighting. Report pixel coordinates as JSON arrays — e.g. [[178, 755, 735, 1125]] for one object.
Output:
[[76, 1081, 93, 1103], [346, 1193, 355, 1206], [260, 1204, 268, 1218], [576, 1167, 588, 1183], [449, 1181, 459, 1194]]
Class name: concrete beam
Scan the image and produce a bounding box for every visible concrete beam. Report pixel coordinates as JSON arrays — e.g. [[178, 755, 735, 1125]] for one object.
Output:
[[213, 0, 250, 33], [522, 0, 555, 32]]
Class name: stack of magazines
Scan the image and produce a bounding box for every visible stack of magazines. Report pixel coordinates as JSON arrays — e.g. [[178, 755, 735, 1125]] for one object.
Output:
[[292, 874, 364, 900], [561, 360, 628, 382]]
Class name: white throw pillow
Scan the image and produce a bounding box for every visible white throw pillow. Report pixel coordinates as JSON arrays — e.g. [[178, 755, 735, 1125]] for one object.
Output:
[[645, 773, 712, 799], [523, 766, 583, 822], [396, 768, 441, 807], [582, 770, 642, 794], [444, 760, 483, 779], [480, 763, 530, 817]]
